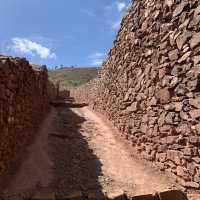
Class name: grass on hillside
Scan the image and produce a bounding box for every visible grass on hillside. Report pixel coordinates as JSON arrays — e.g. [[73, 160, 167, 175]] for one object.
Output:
[[48, 67, 99, 89]]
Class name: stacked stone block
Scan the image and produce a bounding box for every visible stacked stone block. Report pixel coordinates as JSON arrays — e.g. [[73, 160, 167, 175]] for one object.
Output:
[[0, 56, 55, 175], [71, 0, 200, 190]]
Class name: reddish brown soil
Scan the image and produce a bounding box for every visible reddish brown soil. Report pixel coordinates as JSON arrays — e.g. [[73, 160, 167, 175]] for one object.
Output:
[[0, 106, 198, 199]]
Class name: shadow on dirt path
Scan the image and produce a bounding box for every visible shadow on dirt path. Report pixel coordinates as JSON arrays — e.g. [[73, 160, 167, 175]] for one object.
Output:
[[1, 105, 198, 200], [0, 106, 104, 199], [49, 107, 104, 198]]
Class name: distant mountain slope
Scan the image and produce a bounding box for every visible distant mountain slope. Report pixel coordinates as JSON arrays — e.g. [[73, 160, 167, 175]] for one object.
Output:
[[48, 67, 99, 88]]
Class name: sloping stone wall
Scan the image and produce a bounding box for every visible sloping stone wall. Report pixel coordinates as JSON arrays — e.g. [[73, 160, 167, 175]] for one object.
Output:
[[71, 0, 200, 190], [0, 56, 55, 175]]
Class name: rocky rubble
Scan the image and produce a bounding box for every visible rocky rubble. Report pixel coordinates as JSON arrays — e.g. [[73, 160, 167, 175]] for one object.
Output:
[[0, 56, 55, 176], [71, 0, 200, 190]]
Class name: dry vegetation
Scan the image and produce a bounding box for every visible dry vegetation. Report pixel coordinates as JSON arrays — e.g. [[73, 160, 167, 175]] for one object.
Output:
[[48, 67, 99, 89]]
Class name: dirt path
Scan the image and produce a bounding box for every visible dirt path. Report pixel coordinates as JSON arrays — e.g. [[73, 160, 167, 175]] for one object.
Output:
[[73, 107, 177, 196], [1, 106, 182, 199]]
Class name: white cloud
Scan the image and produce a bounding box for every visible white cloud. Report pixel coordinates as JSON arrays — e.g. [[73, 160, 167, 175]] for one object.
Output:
[[116, 2, 126, 12], [104, 1, 129, 31], [10, 38, 56, 59], [112, 20, 121, 30], [81, 9, 95, 17], [89, 52, 105, 66]]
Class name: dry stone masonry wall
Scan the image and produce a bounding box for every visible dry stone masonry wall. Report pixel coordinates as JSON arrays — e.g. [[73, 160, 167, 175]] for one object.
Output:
[[72, 0, 200, 190], [0, 56, 55, 175]]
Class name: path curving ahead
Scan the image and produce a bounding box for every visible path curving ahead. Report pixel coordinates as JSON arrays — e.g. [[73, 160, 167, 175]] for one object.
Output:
[[1, 106, 184, 199]]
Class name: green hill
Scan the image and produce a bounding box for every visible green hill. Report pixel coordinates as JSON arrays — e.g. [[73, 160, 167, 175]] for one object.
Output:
[[48, 67, 99, 89]]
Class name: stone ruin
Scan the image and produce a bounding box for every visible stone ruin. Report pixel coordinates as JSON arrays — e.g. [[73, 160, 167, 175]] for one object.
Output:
[[0, 55, 56, 176], [71, 0, 200, 190]]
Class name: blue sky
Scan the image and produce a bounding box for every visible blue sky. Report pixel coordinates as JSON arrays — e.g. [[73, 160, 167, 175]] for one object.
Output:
[[0, 0, 130, 68]]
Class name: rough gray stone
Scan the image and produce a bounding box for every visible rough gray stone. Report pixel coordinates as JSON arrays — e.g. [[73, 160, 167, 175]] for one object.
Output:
[[192, 55, 200, 65], [185, 181, 200, 189], [189, 97, 200, 109], [168, 49, 179, 61], [178, 51, 191, 63], [189, 136, 199, 144], [192, 157, 200, 164], [158, 88, 171, 104], [189, 109, 200, 119], [176, 31, 192, 50], [189, 32, 200, 49], [167, 150, 183, 165], [173, 1, 189, 17], [177, 166, 190, 180]]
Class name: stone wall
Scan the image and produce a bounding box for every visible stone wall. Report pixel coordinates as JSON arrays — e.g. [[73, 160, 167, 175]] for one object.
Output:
[[71, 0, 200, 190], [0, 56, 55, 175]]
